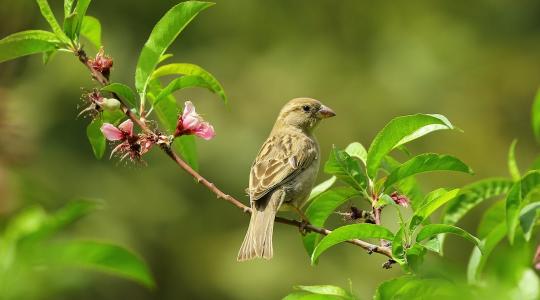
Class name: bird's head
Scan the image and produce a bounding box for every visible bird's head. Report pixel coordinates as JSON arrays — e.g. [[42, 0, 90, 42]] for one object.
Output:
[[274, 98, 336, 132]]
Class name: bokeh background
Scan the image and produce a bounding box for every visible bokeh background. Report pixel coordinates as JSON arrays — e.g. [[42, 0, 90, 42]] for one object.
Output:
[[1, 0, 540, 299]]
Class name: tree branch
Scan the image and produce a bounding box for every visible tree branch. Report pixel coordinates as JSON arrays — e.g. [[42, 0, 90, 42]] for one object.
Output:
[[75, 48, 394, 261]]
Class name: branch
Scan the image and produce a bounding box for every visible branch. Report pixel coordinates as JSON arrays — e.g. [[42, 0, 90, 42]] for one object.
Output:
[[75, 48, 394, 261]]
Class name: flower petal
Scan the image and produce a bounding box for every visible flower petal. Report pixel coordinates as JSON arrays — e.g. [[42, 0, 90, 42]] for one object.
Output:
[[118, 119, 133, 136], [182, 101, 196, 119], [101, 123, 124, 141], [195, 122, 215, 140]]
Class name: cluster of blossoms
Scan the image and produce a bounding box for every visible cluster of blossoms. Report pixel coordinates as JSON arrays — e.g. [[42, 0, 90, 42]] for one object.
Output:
[[390, 191, 409, 207], [88, 48, 113, 80], [100, 101, 215, 162], [78, 89, 121, 118]]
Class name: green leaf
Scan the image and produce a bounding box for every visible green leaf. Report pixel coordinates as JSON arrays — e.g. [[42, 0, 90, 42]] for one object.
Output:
[[508, 139, 521, 181], [382, 156, 424, 210], [306, 176, 337, 205], [507, 171, 540, 243], [514, 269, 540, 300], [283, 293, 345, 300], [374, 275, 415, 300], [80, 16, 101, 49], [311, 224, 394, 263], [384, 153, 472, 189], [102, 83, 137, 108], [36, 0, 70, 43], [519, 202, 540, 241], [21, 199, 99, 243], [410, 189, 460, 231], [391, 227, 406, 264], [62, 12, 78, 40], [442, 178, 512, 226], [152, 63, 227, 103], [416, 224, 482, 253], [72, 0, 91, 39], [158, 53, 173, 64], [44, 241, 154, 288], [366, 114, 454, 178], [467, 223, 506, 283], [477, 200, 506, 239], [344, 142, 367, 166], [42, 49, 56, 64], [154, 75, 213, 104], [532, 88, 540, 143], [303, 187, 359, 258], [135, 1, 214, 102], [173, 135, 198, 170], [324, 147, 367, 191], [86, 119, 105, 159], [405, 244, 427, 273], [64, 0, 75, 18], [294, 285, 353, 299], [0, 30, 59, 63]]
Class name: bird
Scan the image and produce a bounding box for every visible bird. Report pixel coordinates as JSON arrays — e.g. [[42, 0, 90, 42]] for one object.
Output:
[[237, 98, 336, 261]]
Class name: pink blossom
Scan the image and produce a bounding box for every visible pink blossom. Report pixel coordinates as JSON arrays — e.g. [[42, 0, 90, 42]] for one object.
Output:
[[390, 192, 410, 208], [100, 119, 154, 162], [174, 101, 215, 140], [89, 47, 113, 79], [78, 89, 105, 118]]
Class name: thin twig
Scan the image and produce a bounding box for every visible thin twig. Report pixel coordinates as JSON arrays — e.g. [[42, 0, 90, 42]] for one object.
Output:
[[75, 48, 394, 261]]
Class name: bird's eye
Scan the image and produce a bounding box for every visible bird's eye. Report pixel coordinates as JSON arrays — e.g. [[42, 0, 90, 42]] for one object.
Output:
[[302, 105, 310, 112]]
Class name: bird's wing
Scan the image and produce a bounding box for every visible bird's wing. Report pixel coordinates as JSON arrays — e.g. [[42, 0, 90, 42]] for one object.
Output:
[[249, 132, 317, 201]]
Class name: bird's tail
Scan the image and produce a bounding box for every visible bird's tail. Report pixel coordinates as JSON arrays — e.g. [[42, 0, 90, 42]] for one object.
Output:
[[237, 197, 279, 261]]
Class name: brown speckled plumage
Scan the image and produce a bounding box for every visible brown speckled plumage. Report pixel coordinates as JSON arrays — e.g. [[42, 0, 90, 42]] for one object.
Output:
[[238, 98, 335, 261]]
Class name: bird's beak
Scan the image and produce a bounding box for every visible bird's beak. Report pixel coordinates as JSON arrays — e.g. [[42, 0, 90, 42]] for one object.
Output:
[[317, 105, 336, 119]]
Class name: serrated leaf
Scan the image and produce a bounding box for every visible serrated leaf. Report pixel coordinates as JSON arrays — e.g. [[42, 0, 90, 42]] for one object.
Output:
[[391, 227, 406, 264], [86, 119, 105, 159], [416, 224, 483, 253], [152, 63, 227, 103], [366, 114, 454, 178], [43, 241, 155, 288], [324, 147, 367, 191], [508, 139, 521, 181], [36, 0, 70, 43], [519, 202, 540, 241], [384, 153, 472, 189], [302, 187, 359, 258], [410, 189, 459, 231], [442, 178, 512, 226], [404, 243, 427, 273], [42, 49, 56, 64], [135, 1, 214, 103], [102, 83, 137, 108], [507, 171, 540, 243], [467, 223, 506, 283], [311, 224, 394, 263], [80, 16, 101, 49], [0, 30, 59, 63]]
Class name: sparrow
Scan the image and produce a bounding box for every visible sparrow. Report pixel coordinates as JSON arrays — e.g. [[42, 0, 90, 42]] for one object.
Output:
[[238, 98, 336, 261]]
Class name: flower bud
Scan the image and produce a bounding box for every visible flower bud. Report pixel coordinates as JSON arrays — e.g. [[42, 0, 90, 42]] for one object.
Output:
[[102, 98, 121, 111]]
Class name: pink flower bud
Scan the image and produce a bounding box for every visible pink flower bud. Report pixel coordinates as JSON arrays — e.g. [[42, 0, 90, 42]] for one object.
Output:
[[534, 245, 540, 270], [390, 192, 410, 208], [174, 101, 215, 140]]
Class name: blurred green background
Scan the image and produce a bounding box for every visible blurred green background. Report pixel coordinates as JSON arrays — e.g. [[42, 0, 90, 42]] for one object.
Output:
[[1, 0, 540, 299]]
